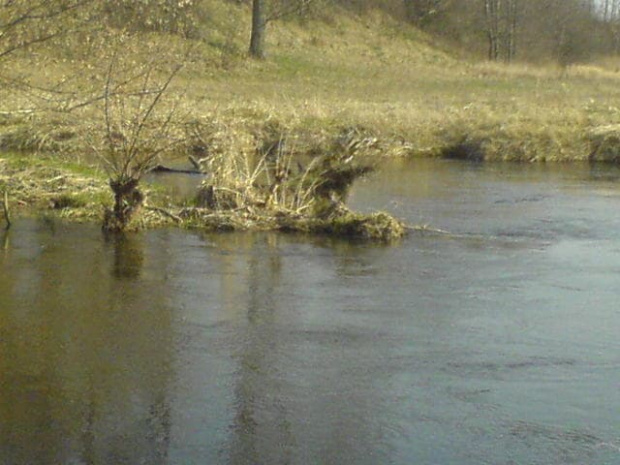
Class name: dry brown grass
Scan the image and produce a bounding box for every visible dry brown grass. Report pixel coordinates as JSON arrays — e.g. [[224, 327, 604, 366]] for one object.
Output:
[[0, 153, 108, 219], [3, 6, 620, 163], [2, 3, 620, 235], [0, 1, 620, 240]]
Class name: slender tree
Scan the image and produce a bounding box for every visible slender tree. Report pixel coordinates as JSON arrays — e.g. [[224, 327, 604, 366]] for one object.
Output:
[[93, 58, 184, 232], [483, 0, 519, 62], [249, 0, 267, 59], [484, 0, 500, 60]]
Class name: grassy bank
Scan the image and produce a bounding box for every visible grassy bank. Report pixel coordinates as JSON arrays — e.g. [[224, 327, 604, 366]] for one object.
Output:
[[2, 7, 620, 163], [2, 4, 620, 237]]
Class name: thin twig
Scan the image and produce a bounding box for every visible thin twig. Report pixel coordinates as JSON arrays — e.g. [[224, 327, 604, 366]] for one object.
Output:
[[127, 64, 183, 164]]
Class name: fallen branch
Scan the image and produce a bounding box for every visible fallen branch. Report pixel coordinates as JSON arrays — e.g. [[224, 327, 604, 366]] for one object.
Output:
[[145, 206, 182, 223]]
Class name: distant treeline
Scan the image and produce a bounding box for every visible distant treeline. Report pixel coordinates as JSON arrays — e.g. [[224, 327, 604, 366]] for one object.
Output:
[[335, 0, 620, 64], [43, 0, 620, 64]]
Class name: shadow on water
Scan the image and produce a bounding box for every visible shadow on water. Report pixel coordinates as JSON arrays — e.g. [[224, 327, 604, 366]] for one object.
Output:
[[105, 232, 145, 280]]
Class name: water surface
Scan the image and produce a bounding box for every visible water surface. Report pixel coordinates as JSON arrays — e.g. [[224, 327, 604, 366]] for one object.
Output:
[[1, 159, 619, 464]]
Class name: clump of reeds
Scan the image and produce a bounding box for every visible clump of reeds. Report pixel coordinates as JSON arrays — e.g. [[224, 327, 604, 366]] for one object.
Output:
[[193, 125, 364, 214], [184, 123, 406, 241]]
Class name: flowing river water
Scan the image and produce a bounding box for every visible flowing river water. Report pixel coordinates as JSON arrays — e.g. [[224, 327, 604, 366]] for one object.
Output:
[[1, 159, 619, 465]]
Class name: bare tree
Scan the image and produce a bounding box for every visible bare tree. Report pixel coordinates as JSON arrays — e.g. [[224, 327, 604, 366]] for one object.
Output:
[[89, 57, 184, 232], [0, 0, 94, 112], [250, 0, 267, 59], [0, 0, 90, 64], [483, 0, 520, 62]]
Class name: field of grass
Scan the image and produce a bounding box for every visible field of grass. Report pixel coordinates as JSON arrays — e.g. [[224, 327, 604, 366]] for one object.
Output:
[[2, 5, 620, 163], [3, 3, 620, 235], [172, 8, 620, 162]]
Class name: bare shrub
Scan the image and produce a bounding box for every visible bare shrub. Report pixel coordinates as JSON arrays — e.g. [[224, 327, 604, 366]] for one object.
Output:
[[87, 57, 184, 232]]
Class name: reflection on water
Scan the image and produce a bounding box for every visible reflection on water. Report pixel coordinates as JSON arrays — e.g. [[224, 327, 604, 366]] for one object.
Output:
[[1, 228, 9, 253], [0, 221, 174, 464], [227, 235, 289, 464], [1, 160, 620, 464], [107, 233, 145, 280]]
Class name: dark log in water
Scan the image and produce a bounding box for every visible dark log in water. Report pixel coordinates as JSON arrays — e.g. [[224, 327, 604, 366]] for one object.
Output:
[[148, 164, 203, 175]]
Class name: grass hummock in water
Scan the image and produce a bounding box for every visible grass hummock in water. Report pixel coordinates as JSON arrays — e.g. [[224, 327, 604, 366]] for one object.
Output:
[[174, 133, 407, 241], [178, 205, 406, 241]]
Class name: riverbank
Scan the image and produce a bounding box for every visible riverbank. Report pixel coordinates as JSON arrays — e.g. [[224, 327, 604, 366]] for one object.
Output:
[[2, 8, 620, 164], [3, 7, 620, 238]]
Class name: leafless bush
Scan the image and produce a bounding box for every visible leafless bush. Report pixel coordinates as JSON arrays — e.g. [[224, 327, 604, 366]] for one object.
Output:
[[87, 57, 184, 231]]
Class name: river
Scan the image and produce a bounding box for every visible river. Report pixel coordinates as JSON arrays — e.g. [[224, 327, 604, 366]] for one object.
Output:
[[1, 159, 619, 464]]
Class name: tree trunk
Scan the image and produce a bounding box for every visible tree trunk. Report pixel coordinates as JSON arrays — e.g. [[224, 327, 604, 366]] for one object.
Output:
[[2, 190, 11, 230], [506, 0, 518, 62], [249, 0, 266, 59], [485, 0, 500, 60], [103, 178, 145, 232], [604, 0, 611, 21]]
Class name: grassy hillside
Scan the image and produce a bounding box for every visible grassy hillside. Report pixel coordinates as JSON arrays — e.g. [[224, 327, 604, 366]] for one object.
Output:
[[3, 2, 620, 164]]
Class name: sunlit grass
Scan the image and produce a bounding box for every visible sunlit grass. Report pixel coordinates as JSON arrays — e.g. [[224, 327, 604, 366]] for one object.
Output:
[[2, 4, 620, 163]]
